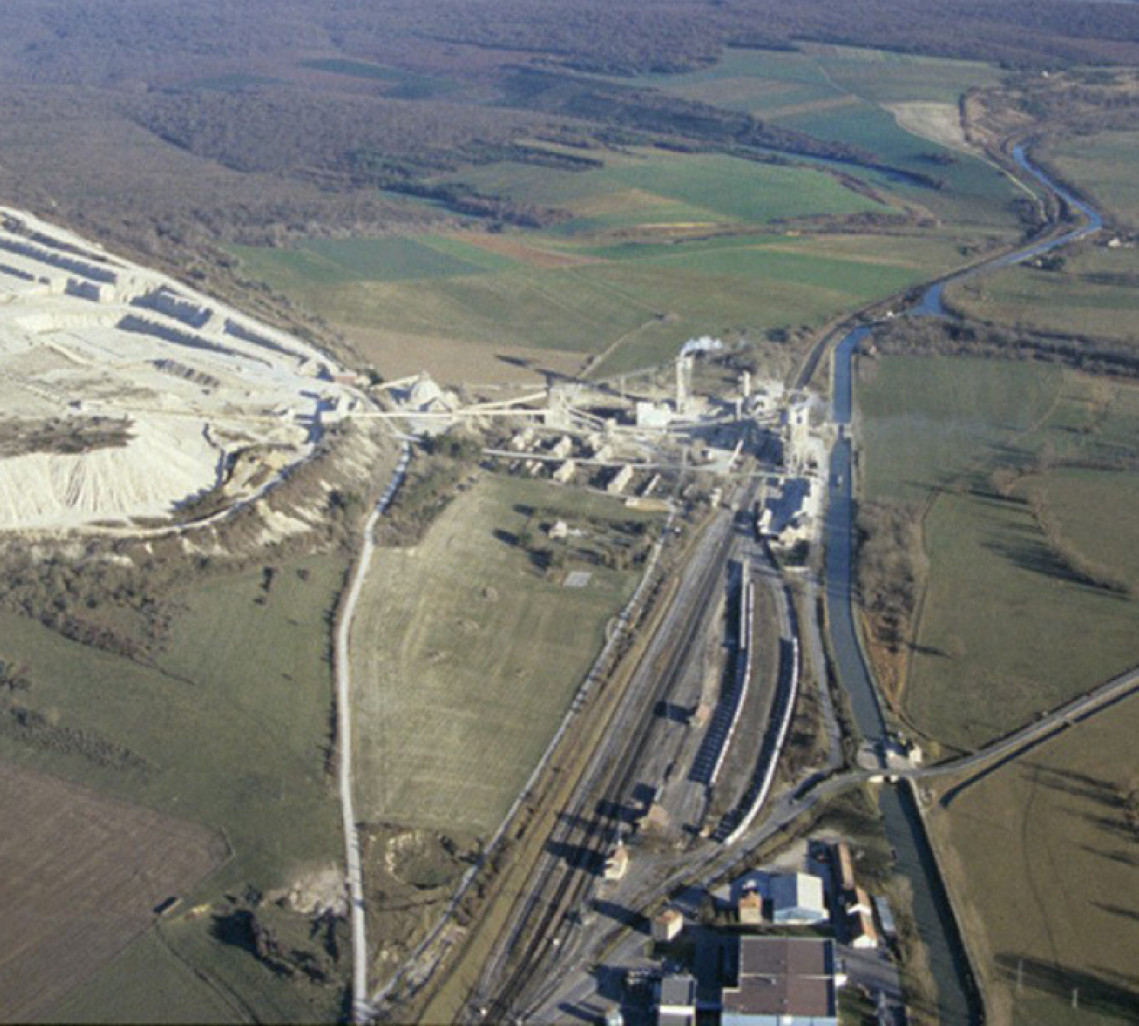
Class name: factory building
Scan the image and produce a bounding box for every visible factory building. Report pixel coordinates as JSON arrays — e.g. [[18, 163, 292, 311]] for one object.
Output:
[[721, 937, 839, 1026]]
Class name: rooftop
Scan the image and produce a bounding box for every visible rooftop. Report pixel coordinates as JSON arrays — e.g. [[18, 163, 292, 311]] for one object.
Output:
[[659, 973, 697, 1008], [722, 974, 835, 1018], [739, 936, 834, 979]]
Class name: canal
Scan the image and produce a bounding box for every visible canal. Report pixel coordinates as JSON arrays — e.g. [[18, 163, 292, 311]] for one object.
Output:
[[822, 141, 1102, 1024]]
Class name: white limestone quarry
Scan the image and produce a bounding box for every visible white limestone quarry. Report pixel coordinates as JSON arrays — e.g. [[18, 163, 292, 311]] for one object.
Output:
[[0, 206, 367, 531]]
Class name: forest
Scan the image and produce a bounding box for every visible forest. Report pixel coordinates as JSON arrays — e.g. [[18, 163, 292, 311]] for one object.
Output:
[[0, 0, 1137, 303]]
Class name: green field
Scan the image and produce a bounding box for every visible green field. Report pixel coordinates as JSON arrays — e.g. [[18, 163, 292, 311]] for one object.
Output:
[[351, 473, 661, 834], [234, 226, 967, 382], [646, 43, 1019, 228], [932, 692, 1139, 1025], [44, 930, 243, 1024], [857, 355, 1061, 504], [945, 245, 1139, 343], [233, 233, 520, 286], [1043, 129, 1139, 229], [301, 57, 457, 99], [857, 355, 1139, 750], [0, 552, 355, 1022], [229, 46, 1028, 384], [645, 44, 1002, 112], [444, 150, 885, 235]]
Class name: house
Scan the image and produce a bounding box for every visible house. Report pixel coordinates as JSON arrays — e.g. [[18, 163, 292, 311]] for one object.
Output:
[[721, 937, 839, 1026], [770, 873, 827, 925], [657, 973, 697, 1026], [652, 908, 684, 943]]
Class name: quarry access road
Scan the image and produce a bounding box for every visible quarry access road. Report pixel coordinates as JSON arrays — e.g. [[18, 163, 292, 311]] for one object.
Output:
[[335, 441, 411, 1024]]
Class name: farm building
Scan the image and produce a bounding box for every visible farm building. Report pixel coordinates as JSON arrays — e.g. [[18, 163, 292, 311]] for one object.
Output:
[[770, 872, 827, 925], [721, 936, 839, 1026]]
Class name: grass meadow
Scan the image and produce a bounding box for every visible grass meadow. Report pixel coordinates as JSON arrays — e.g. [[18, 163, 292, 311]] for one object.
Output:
[[1043, 129, 1139, 229], [931, 691, 1139, 1026], [351, 473, 662, 835], [856, 355, 1139, 750], [0, 551, 354, 1022], [946, 243, 1139, 345]]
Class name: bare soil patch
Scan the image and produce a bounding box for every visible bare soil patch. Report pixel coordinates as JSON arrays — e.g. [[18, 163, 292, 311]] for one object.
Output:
[[455, 233, 600, 269], [887, 102, 975, 154], [341, 325, 586, 386], [0, 761, 227, 1021]]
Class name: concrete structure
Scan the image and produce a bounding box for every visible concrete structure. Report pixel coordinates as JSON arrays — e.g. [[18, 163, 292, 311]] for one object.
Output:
[[849, 886, 872, 916], [658, 973, 697, 1026], [771, 873, 827, 925], [850, 909, 879, 950], [652, 908, 684, 943], [553, 460, 576, 485], [550, 435, 573, 459], [675, 355, 693, 414], [834, 842, 855, 894], [607, 464, 634, 495], [721, 937, 839, 1026], [636, 400, 673, 430], [739, 889, 764, 927], [603, 844, 629, 881], [874, 897, 897, 941]]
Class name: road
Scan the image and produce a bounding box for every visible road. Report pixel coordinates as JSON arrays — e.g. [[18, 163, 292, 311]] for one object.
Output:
[[911, 661, 1139, 798], [334, 440, 411, 1024]]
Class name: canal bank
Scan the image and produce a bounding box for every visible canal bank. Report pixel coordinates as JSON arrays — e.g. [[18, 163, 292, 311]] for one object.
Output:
[[821, 141, 1103, 1025]]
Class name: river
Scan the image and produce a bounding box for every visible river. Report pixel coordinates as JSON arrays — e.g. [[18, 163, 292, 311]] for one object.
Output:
[[823, 143, 1102, 1024]]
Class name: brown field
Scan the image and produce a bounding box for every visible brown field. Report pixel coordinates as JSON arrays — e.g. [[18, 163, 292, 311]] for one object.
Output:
[[456, 233, 600, 269], [342, 325, 587, 387], [763, 94, 862, 120], [0, 762, 227, 1022], [930, 693, 1139, 1025]]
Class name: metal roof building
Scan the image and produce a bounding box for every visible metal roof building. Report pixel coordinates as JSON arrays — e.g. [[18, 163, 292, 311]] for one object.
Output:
[[770, 872, 827, 925], [721, 937, 838, 1026]]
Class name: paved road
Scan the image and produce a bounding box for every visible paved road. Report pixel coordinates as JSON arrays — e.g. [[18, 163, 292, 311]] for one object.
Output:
[[335, 441, 411, 1024], [910, 662, 1139, 795]]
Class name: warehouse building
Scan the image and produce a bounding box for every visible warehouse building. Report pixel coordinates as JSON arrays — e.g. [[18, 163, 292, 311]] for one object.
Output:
[[721, 937, 839, 1026]]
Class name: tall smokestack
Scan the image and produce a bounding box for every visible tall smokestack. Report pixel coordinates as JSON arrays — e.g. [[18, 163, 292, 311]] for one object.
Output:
[[676, 355, 690, 412]]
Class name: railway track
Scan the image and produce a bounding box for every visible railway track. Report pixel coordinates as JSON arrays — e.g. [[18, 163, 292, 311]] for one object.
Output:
[[473, 510, 739, 1021]]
